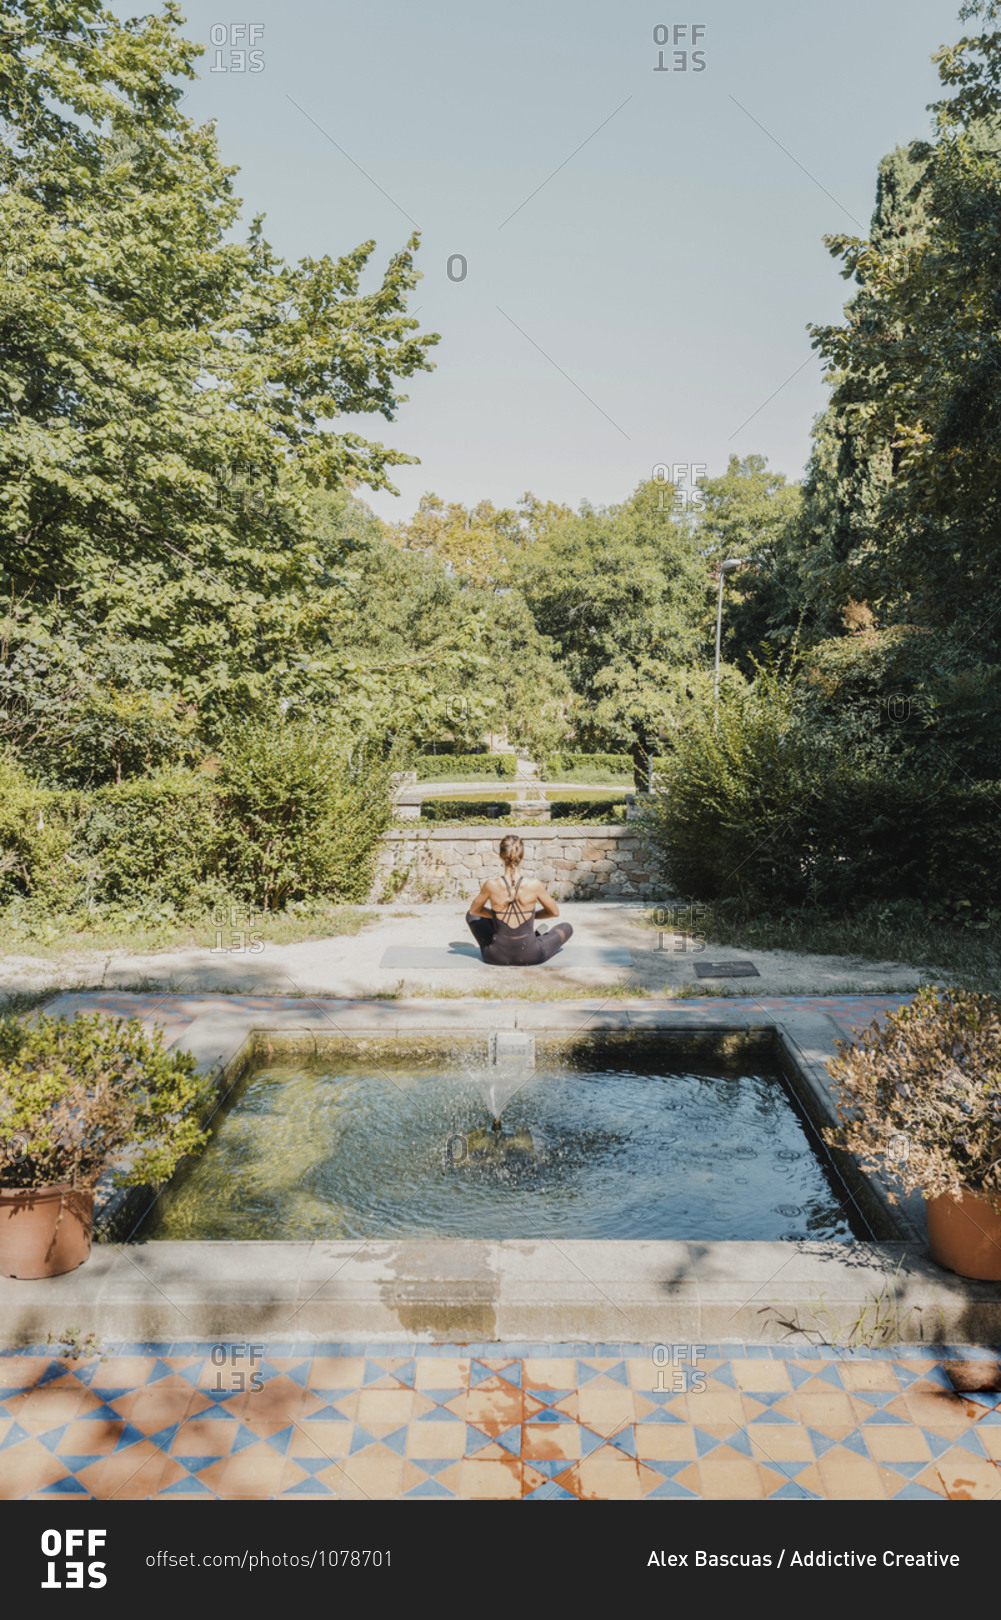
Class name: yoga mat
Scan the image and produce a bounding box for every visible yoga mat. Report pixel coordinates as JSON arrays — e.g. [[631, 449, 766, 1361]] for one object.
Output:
[[378, 945, 634, 970]]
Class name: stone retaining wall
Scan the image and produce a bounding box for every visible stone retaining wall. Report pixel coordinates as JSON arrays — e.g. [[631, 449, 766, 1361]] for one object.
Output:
[[370, 823, 661, 903]]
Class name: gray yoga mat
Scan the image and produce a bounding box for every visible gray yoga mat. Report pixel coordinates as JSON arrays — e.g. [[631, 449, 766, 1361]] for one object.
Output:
[[379, 944, 634, 970]]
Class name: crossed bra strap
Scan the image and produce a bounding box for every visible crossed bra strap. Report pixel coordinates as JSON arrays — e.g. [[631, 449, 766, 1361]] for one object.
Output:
[[499, 871, 533, 926]]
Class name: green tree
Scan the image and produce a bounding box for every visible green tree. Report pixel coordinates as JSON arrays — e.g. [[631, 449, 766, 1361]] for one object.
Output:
[[386, 490, 574, 590], [693, 454, 803, 666], [315, 492, 572, 756], [515, 480, 709, 785], [808, 24, 1001, 642], [0, 1, 439, 722]]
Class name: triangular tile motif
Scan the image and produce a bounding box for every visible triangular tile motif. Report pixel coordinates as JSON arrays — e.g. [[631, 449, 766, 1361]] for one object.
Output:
[[769, 1479, 822, 1500], [644, 1477, 701, 1499], [111, 1422, 149, 1454], [77, 1402, 131, 1424], [950, 1428, 989, 1458], [145, 1359, 182, 1386], [37, 1362, 76, 1389], [281, 1477, 336, 1495], [404, 1478, 455, 1498], [33, 1425, 69, 1454], [49, 1455, 105, 1473], [853, 1390, 905, 1409], [0, 1421, 32, 1451], [922, 1430, 959, 1460], [717, 1430, 755, 1459], [527, 1458, 576, 1479], [39, 1475, 89, 1494], [348, 1426, 381, 1456], [379, 1360, 417, 1389], [463, 1427, 495, 1456], [523, 1481, 577, 1500], [231, 1422, 267, 1454], [280, 1362, 313, 1388], [892, 1481, 947, 1500], [838, 1429, 871, 1457], [262, 1426, 295, 1455], [786, 1363, 823, 1390], [606, 1426, 637, 1458], [881, 1461, 934, 1481], [305, 1403, 352, 1422], [467, 1361, 498, 1389], [805, 1428, 840, 1459], [578, 1426, 611, 1458], [158, 1477, 215, 1496], [591, 1361, 628, 1386], [412, 1457, 455, 1477], [378, 1427, 410, 1458], [641, 1458, 699, 1480], [692, 1427, 724, 1458], [361, 1362, 393, 1387]]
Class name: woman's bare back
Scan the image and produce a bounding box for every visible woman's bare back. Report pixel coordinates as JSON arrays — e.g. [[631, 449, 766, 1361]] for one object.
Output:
[[475, 872, 558, 929]]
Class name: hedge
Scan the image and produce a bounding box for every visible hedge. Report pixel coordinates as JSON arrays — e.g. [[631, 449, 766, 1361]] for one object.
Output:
[[411, 753, 517, 780], [644, 763, 1001, 912], [1, 724, 398, 917], [75, 770, 221, 909], [542, 752, 634, 779], [418, 798, 626, 823]]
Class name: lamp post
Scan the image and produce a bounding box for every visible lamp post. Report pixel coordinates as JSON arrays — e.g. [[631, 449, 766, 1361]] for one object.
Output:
[[714, 557, 747, 708]]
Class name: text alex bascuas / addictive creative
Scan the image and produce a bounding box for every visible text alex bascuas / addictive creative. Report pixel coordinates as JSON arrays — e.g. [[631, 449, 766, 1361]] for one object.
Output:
[[647, 1548, 960, 1569]]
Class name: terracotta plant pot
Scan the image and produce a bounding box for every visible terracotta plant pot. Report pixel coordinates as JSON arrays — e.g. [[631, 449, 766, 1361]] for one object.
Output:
[[925, 1187, 1001, 1282], [0, 1185, 94, 1279]]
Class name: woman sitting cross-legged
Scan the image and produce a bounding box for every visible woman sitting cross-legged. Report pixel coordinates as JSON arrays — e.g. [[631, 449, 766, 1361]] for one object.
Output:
[[465, 835, 574, 965]]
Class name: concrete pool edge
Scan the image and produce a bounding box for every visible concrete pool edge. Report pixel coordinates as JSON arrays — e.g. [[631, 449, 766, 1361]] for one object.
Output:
[[3, 998, 997, 1347]]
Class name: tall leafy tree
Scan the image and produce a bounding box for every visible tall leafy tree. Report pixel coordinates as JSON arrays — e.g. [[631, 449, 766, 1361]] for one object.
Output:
[[808, 10, 1001, 642], [515, 480, 709, 784], [0, 0, 439, 723], [692, 454, 803, 666]]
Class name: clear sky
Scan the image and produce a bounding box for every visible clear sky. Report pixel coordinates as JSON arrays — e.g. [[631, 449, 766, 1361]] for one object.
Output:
[[137, 0, 964, 520]]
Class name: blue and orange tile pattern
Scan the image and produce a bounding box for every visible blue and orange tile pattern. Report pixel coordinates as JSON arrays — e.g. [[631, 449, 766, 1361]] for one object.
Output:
[[1, 1342, 999, 1501]]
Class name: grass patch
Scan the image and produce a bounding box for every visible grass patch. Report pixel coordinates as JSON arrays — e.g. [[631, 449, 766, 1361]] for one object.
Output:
[[0, 987, 62, 1018], [0, 902, 378, 959], [366, 979, 651, 1001], [542, 769, 634, 787], [642, 899, 1000, 995]]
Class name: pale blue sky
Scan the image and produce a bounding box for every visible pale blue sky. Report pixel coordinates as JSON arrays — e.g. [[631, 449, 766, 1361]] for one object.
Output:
[[139, 0, 964, 519]]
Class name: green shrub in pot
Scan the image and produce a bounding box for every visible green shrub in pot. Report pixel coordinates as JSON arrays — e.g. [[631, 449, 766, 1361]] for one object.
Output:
[[0, 1013, 215, 1276]]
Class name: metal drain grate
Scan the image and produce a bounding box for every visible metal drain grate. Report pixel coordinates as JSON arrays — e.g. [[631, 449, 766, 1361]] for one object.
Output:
[[692, 960, 761, 979]]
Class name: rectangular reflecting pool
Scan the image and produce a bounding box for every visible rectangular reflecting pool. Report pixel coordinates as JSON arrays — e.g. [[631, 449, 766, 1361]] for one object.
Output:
[[143, 1037, 869, 1243]]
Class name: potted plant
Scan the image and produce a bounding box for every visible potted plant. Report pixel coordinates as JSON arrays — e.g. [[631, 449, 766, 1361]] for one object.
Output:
[[0, 1011, 215, 1278], [825, 986, 1001, 1280]]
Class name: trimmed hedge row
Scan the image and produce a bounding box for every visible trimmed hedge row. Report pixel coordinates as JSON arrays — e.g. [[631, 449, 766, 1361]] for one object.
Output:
[[418, 798, 627, 823], [542, 752, 634, 779], [411, 753, 518, 780]]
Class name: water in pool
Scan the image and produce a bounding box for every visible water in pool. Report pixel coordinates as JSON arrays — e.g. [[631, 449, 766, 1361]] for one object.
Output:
[[149, 1048, 862, 1242]]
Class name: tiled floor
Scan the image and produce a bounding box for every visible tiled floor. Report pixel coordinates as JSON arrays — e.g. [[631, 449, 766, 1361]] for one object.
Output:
[[1, 1342, 999, 1501]]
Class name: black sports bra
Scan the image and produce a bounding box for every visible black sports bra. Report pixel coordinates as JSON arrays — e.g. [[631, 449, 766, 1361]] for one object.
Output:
[[495, 871, 534, 928]]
